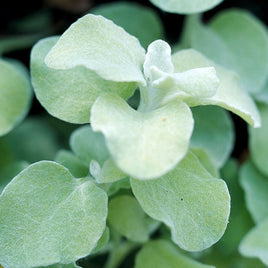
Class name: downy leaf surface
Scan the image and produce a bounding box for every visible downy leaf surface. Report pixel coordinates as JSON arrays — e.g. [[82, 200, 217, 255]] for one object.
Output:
[[92, 2, 164, 48], [149, 0, 223, 14], [131, 151, 230, 251], [172, 49, 261, 127], [0, 59, 32, 136], [31, 37, 136, 124], [91, 93, 193, 180], [0, 161, 108, 268], [45, 14, 146, 84]]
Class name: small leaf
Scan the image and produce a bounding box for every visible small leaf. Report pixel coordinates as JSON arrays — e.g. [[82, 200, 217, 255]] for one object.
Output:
[[210, 9, 268, 94], [239, 161, 268, 223], [90, 158, 126, 184], [172, 49, 261, 127], [0, 59, 32, 136], [191, 106, 234, 168], [31, 37, 136, 124], [108, 195, 151, 243], [131, 151, 230, 251], [92, 2, 164, 48], [249, 104, 268, 176], [135, 239, 215, 268], [55, 150, 89, 178], [239, 218, 268, 266], [91, 93, 193, 180], [45, 14, 146, 84], [70, 125, 109, 166], [0, 161, 108, 267], [149, 0, 223, 14]]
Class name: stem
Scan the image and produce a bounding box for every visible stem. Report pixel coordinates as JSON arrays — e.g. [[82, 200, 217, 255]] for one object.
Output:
[[104, 240, 139, 268], [180, 14, 201, 49]]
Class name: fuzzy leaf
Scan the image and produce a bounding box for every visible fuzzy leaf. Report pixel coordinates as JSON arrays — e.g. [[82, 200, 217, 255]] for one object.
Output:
[[70, 125, 109, 166], [0, 59, 32, 136], [191, 106, 234, 168], [210, 9, 268, 94], [45, 14, 146, 84], [92, 2, 164, 48], [90, 158, 126, 184], [131, 151, 230, 251], [108, 195, 151, 243], [55, 150, 89, 178], [239, 161, 268, 223], [239, 218, 268, 266], [91, 93, 193, 180], [31, 37, 136, 124], [149, 0, 223, 14], [172, 49, 261, 127], [249, 104, 268, 176], [0, 161, 108, 268], [135, 240, 215, 268]]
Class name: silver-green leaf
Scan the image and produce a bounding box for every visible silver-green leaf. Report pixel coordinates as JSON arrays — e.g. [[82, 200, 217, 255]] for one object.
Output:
[[0, 161, 108, 268], [131, 151, 230, 251]]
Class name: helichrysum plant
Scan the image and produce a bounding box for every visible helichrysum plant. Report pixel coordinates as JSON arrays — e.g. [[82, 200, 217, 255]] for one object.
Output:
[[0, 0, 268, 267]]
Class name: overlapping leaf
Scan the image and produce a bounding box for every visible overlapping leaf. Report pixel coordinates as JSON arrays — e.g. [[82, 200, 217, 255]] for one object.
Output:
[[0, 161, 108, 268], [239, 218, 268, 266], [239, 161, 268, 223], [0, 59, 32, 136], [191, 106, 234, 168], [249, 104, 268, 176], [45, 14, 146, 84], [135, 240, 215, 268], [31, 37, 136, 123], [172, 49, 261, 127], [91, 93, 193, 180], [149, 0, 223, 14], [131, 151, 230, 251], [92, 2, 164, 48]]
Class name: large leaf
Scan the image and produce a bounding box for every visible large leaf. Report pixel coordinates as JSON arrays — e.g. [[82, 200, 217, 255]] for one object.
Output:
[[31, 37, 136, 124], [249, 104, 268, 176], [239, 161, 268, 223], [209, 9, 268, 94], [91, 93, 193, 180], [131, 151, 230, 251], [239, 218, 268, 266], [0, 59, 32, 136], [92, 2, 164, 48], [0, 161, 108, 268], [45, 14, 146, 84], [149, 0, 223, 14], [191, 105, 234, 168], [108, 195, 152, 243], [172, 49, 261, 127], [135, 240, 214, 268]]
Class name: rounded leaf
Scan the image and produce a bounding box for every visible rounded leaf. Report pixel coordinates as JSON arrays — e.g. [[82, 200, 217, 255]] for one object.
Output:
[[131, 151, 230, 251], [31, 37, 136, 124], [0, 161, 108, 267], [0, 59, 32, 136], [92, 2, 164, 48], [91, 93, 194, 180], [45, 14, 146, 84], [249, 104, 268, 176], [150, 0, 223, 14]]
